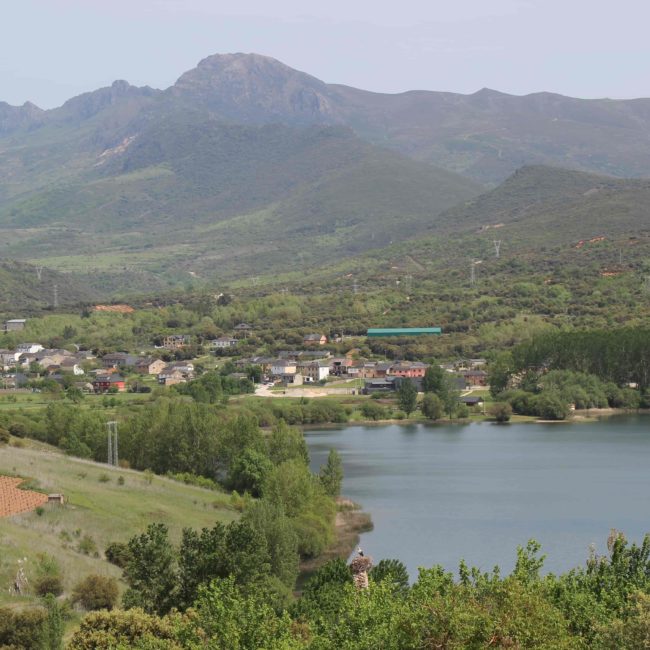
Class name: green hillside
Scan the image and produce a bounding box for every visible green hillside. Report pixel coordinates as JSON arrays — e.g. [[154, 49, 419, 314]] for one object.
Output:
[[0, 118, 480, 288], [0, 259, 95, 313], [0, 440, 236, 607]]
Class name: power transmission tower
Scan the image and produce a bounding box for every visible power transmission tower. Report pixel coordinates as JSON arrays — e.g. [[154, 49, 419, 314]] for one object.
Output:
[[36, 266, 43, 282], [353, 279, 359, 294], [53, 284, 59, 308], [470, 260, 476, 286], [493, 240, 502, 258], [403, 275, 413, 293], [107, 421, 118, 466]]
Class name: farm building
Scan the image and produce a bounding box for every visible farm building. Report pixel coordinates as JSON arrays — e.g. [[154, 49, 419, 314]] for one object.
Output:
[[366, 327, 442, 337]]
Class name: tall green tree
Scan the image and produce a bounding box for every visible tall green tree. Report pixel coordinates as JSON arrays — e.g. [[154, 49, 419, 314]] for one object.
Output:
[[422, 364, 445, 394], [123, 523, 177, 615], [319, 449, 343, 498], [397, 379, 418, 418]]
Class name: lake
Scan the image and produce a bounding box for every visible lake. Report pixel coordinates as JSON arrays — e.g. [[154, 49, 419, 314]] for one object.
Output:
[[306, 415, 650, 579]]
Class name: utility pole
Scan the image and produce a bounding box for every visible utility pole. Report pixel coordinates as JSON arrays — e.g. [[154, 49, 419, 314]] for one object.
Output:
[[470, 260, 476, 286], [107, 421, 118, 466], [493, 240, 502, 258]]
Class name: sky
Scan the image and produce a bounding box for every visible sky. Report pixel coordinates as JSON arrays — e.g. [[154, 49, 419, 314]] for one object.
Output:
[[3, 0, 650, 108]]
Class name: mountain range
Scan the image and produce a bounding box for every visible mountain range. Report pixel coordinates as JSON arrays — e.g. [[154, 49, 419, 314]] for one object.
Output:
[[1, 53, 650, 305]]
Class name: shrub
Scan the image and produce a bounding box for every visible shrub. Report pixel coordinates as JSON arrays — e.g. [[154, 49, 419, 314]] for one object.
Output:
[[78, 535, 98, 556], [35, 506, 45, 516], [72, 575, 119, 611], [0, 427, 9, 444], [117, 476, 125, 486], [105, 542, 132, 569], [34, 573, 64, 597], [8, 422, 27, 438], [98, 473, 110, 483], [34, 554, 64, 597], [361, 401, 386, 420], [488, 402, 513, 423], [0, 607, 47, 649], [421, 393, 444, 420]]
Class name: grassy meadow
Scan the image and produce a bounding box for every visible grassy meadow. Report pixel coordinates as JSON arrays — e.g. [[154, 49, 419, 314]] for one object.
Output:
[[0, 439, 237, 608]]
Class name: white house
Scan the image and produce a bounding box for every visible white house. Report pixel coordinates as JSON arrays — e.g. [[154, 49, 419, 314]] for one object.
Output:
[[16, 343, 44, 354], [209, 337, 238, 349]]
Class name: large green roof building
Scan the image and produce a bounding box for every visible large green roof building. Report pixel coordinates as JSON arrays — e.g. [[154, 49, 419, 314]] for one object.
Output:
[[366, 327, 442, 337]]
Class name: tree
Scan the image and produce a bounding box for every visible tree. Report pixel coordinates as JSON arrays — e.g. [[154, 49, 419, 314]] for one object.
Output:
[[319, 449, 343, 497], [267, 421, 309, 465], [370, 558, 410, 595], [39, 595, 65, 650], [440, 374, 461, 419], [421, 393, 444, 420], [123, 523, 177, 615], [488, 351, 513, 398], [242, 501, 299, 589], [422, 364, 446, 394], [229, 448, 273, 497], [397, 379, 418, 418]]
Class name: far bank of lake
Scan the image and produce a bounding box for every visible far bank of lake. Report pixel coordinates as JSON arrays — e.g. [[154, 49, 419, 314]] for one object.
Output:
[[306, 415, 650, 579]]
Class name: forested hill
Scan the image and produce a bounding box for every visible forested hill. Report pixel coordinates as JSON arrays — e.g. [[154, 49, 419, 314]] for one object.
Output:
[[0, 114, 480, 291], [0, 260, 95, 312]]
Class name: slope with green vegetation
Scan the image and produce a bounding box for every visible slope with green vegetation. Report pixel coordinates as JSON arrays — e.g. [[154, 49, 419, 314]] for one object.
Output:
[[0, 440, 236, 607]]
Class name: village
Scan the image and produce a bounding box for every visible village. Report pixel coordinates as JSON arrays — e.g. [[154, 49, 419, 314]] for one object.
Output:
[[1, 317, 488, 404]]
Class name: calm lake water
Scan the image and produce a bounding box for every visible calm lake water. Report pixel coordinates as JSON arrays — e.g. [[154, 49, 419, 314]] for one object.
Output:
[[306, 415, 650, 578]]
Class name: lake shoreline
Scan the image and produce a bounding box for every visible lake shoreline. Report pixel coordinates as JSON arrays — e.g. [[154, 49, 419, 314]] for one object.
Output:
[[296, 497, 373, 590], [302, 407, 648, 431]]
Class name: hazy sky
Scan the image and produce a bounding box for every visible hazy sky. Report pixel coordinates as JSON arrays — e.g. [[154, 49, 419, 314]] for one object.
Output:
[[3, 0, 650, 108]]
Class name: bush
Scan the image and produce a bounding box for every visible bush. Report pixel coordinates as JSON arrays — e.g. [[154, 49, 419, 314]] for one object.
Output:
[[78, 535, 98, 556], [360, 401, 387, 420], [0, 607, 47, 649], [105, 541, 132, 569], [488, 402, 512, 423], [8, 422, 27, 438], [72, 574, 119, 611], [535, 391, 570, 420], [0, 427, 9, 444], [34, 573, 64, 597], [98, 473, 110, 483], [33, 553, 64, 597]]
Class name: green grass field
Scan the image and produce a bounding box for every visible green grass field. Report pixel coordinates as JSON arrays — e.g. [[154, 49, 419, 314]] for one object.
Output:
[[0, 439, 237, 608]]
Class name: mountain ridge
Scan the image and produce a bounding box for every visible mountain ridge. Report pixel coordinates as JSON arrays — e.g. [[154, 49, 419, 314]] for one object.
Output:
[[4, 52, 650, 183]]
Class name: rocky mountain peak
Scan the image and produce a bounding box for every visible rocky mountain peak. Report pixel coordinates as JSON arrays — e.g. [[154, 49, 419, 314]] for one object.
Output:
[[170, 52, 339, 123]]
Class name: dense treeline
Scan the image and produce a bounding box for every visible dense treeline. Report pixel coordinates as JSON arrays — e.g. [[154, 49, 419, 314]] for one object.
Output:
[[486, 328, 650, 419], [57, 531, 650, 649], [511, 329, 650, 390]]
